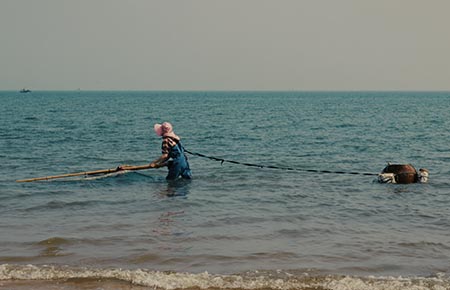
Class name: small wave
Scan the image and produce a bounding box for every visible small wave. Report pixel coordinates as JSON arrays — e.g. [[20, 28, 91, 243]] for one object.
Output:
[[29, 236, 123, 250], [398, 241, 450, 251], [1, 265, 449, 290], [24, 200, 101, 212], [24, 116, 39, 121], [32, 237, 73, 258], [11, 190, 72, 200], [78, 155, 111, 162], [127, 253, 163, 264], [36, 237, 72, 247]]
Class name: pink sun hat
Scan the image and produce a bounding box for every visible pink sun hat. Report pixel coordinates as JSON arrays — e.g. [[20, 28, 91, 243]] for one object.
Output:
[[154, 122, 173, 136]]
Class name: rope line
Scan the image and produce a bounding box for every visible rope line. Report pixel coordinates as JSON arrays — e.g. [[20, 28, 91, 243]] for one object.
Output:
[[184, 149, 378, 176]]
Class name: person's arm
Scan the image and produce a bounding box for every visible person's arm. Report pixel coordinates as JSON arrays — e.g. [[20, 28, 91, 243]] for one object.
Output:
[[150, 153, 169, 168]]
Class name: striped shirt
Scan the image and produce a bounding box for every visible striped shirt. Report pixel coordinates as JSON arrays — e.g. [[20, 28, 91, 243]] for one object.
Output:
[[161, 136, 179, 155]]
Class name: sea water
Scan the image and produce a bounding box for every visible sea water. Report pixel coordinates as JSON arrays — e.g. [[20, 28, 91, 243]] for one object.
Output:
[[0, 91, 449, 289]]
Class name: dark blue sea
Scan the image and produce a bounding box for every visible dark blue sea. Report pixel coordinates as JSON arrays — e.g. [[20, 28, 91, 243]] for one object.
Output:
[[1, 91, 449, 289]]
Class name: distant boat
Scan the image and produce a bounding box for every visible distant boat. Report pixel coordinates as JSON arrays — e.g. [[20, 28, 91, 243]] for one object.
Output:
[[20, 88, 31, 93]]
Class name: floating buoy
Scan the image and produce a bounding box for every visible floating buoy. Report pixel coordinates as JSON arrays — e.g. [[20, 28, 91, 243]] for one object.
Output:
[[377, 163, 428, 184]]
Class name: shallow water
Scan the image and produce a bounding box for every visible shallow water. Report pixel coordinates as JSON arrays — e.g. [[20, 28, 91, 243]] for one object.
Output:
[[1, 91, 449, 289]]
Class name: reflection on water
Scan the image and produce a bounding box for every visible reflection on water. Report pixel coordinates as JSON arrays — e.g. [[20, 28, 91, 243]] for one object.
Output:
[[150, 180, 192, 256], [151, 209, 190, 256], [159, 179, 191, 197]]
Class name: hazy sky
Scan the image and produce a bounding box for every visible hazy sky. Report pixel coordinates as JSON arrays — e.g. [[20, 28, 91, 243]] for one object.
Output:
[[1, 0, 450, 91]]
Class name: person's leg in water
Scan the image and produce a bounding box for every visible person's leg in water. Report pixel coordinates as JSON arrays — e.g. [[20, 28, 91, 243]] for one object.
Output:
[[166, 159, 191, 180], [180, 156, 192, 179]]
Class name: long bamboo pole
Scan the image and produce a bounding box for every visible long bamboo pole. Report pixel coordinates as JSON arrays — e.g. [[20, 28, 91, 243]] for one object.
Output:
[[16, 164, 152, 183]]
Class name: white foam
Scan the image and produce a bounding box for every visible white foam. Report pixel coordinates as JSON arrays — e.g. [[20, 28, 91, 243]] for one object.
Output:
[[1, 264, 449, 290]]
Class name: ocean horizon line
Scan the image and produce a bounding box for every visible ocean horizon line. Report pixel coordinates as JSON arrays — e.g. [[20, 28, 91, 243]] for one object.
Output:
[[2, 89, 450, 93]]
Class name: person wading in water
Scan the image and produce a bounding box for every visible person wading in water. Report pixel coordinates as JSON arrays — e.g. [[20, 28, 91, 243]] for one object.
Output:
[[150, 122, 192, 180]]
